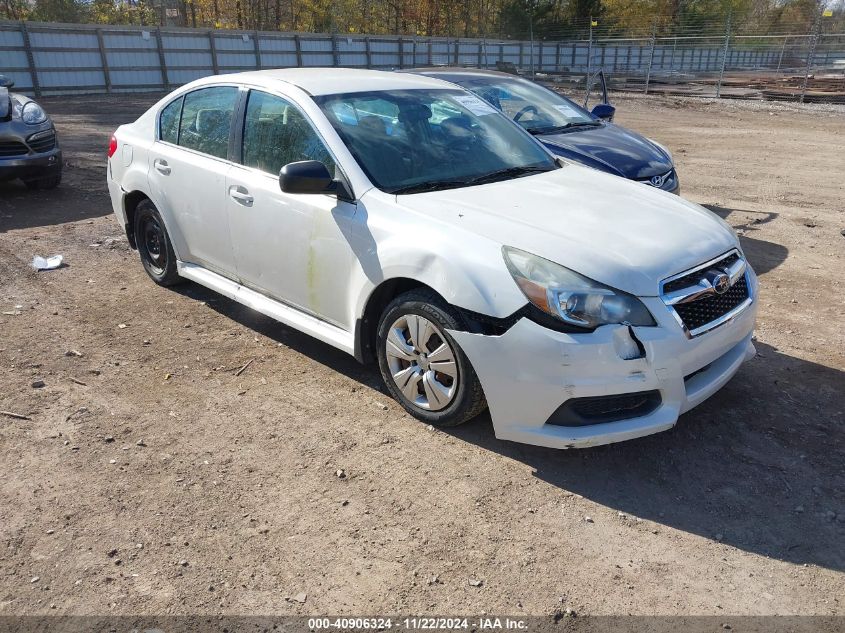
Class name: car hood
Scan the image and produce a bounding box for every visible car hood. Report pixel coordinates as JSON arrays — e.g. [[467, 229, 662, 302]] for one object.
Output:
[[539, 123, 672, 179], [394, 165, 738, 297]]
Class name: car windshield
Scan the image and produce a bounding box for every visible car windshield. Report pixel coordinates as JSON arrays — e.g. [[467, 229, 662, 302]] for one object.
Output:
[[451, 76, 598, 134], [314, 89, 557, 194]]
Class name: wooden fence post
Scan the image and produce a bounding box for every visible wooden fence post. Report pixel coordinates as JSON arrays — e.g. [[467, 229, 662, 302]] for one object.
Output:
[[155, 27, 169, 89], [96, 28, 112, 92], [331, 33, 340, 67], [19, 22, 40, 97], [209, 30, 219, 74], [294, 34, 303, 67]]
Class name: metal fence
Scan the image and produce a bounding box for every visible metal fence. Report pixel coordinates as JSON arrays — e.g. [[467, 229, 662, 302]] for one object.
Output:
[[551, 29, 845, 104], [2, 19, 844, 104]]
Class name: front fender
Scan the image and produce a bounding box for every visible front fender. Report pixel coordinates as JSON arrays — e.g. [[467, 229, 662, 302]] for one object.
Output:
[[349, 213, 527, 325]]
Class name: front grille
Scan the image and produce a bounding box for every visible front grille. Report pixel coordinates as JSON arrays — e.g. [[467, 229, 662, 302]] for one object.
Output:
[[27, 130, 56, 153], [546, 390, 662, 427], [674, 276, 749, 332], [664, 253, 739, 294], [0, 140, 28, 157]]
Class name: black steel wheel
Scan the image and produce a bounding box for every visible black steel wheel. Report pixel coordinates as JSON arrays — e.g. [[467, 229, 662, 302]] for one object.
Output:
[[134, 199, 180, 286]]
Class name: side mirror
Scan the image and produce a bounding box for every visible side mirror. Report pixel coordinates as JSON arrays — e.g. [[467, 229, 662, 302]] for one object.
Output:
[[279, 160, 355, 201], [591, 103, 615, 122], [280, 160, 332, 193], [0, 75, 14, 89]]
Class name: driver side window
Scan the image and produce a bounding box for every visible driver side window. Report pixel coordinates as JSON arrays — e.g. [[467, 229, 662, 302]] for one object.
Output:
[[242, 91, 335, 176]]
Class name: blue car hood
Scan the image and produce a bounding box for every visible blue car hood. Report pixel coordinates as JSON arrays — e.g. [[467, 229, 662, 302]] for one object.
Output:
[[540, 123, 672, 180]]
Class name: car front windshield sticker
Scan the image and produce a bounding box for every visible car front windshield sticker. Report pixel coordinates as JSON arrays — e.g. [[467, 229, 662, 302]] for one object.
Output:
[[452, 94, 499, 117], [554, 103, 584, 118]]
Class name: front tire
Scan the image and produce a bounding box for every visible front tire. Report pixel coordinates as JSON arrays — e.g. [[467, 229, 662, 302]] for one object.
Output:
[[376, 289, 487, 427], [24, 166, 62, 190], [134, 199, 181, 286]]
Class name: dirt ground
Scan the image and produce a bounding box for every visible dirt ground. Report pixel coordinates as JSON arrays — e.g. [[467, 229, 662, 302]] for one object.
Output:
[[0, 91, 843, 620]]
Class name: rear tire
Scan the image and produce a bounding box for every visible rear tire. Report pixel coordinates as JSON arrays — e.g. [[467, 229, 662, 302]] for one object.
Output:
[[134, 199, 181, 287], [376, 289, 487, 427]]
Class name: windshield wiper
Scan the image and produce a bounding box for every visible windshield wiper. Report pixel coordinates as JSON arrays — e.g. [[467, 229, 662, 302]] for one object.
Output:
[[527, 121, 602, 135], [388, 180, 471, 195], [463, 165, 554, 186], [388, 166, 553, 194]]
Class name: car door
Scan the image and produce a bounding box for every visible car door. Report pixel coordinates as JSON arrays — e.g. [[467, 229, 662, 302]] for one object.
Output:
[[225, 88, 358, 329], [147, 85, 238, 279]]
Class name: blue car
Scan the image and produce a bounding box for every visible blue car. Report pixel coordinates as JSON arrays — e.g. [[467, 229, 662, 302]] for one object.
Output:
[[408, 68, 679, 195]]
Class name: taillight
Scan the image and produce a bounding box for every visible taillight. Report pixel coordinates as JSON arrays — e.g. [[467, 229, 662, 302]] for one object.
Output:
[[108, 134, 118, 158]]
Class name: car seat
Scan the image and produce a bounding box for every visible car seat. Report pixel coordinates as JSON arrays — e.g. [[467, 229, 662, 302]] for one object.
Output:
[[195, 109, 230, 158]]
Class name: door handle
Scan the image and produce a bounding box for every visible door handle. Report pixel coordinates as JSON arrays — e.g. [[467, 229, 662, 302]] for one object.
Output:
[[228, 185, 254, 206], [153, 159, 171, 175]]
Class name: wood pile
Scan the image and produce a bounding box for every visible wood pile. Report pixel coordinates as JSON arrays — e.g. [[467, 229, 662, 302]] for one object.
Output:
[[756, 75, 845, 102], [609, 72, 845, 102]]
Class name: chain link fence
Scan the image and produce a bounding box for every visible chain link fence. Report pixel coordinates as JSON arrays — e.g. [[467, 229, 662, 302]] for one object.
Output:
[[543, 17, 845, 105], [1, 17, 843, 104]]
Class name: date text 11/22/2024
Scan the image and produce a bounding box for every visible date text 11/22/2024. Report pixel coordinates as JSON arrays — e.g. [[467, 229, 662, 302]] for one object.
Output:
[[308, 617, 529, 630]]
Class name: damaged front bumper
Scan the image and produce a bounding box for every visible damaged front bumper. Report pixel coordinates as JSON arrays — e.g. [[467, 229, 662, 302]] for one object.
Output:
[[448, 294, 757, 449]]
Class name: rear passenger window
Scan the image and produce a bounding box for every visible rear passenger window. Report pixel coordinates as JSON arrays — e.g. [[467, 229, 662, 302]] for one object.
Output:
[[242, 91, 335, 176], [159, 96, 182, 144], [177, 87, 238, 160]]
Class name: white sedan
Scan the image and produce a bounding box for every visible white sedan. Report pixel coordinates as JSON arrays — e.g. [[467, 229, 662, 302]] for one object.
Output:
[[107, 68, 758, 449]]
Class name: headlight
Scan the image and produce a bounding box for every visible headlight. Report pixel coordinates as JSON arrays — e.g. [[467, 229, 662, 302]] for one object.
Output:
[[502, 246, 655, 329], [647, 137, 673, 162], [21, 101, 47, 125]]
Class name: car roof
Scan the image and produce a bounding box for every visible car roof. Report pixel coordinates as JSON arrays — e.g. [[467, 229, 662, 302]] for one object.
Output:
[[193, 67, 456, 96], [404, 67, 524, 81]]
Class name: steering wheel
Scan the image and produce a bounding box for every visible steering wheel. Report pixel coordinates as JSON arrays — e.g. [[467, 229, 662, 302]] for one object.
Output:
[[513, 105, 539, 122]]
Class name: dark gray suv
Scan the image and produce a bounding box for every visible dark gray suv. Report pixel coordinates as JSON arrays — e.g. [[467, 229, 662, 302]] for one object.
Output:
[[0, 75, 62, 189]]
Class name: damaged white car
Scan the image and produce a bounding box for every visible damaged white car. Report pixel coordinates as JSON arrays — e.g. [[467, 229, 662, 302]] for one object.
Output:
[[107, 69, 758, 449]]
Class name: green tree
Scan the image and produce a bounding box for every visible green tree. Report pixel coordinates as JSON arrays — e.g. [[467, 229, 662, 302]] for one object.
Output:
[[30, 0, 89, 22]]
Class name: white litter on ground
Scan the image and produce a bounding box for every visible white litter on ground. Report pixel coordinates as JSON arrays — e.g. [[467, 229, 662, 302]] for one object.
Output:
[[31, 255, 64, 270]]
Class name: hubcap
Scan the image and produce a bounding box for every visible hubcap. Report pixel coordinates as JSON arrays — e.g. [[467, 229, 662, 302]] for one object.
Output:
[[385, 314, 458, 411]]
